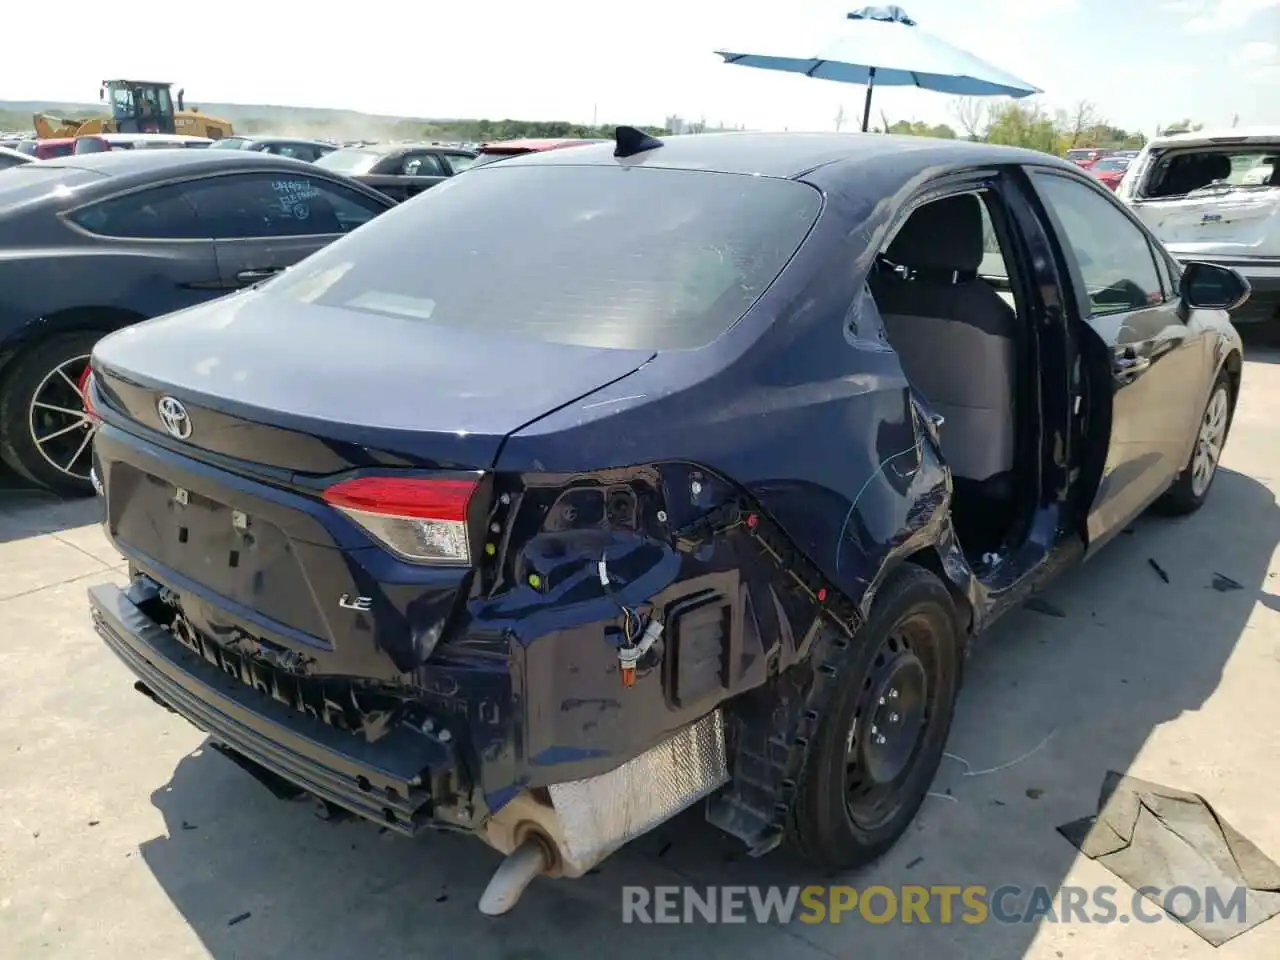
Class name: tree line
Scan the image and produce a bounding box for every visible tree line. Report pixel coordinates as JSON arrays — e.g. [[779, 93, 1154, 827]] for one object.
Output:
[[874, 98, 1201, 155], [3, 100, 1203, 159]]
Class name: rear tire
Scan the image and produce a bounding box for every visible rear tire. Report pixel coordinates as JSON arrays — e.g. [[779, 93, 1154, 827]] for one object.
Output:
[[0, 331, 102, 497], [787, 565, 962, 870], [1154, 371, 1233, 516]]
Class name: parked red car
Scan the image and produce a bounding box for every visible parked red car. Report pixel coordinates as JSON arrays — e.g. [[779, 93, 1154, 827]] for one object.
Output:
[[1065, 147, 1109, 169], [1088, 155, 1131, 191], [15, 137, 76, 160]]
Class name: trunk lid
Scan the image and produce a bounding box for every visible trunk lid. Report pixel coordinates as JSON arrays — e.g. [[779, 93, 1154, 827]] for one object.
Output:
[[1132, 189, 1280, 258], [92, 289, 652, 682], [92, 288, 656, 472]]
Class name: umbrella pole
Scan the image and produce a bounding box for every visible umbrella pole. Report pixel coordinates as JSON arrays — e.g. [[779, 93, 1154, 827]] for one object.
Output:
[[860, 67, 876, 132]]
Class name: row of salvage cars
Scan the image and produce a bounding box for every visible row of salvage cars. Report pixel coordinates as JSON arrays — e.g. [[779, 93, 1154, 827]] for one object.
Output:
[[0, 136, 596, 492], [0, 125, 1260, 914]]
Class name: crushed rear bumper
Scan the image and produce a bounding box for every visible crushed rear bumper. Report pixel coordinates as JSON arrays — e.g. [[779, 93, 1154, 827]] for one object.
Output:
[[88, 582, 459, 836]]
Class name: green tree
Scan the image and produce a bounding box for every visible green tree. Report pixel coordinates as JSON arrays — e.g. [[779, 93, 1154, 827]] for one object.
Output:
[[886, 119, 957, 139], [984, 102, 1061, 154]]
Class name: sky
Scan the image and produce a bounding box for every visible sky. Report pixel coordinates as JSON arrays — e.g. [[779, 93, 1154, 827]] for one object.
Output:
[[1, 0, 1277, 136]]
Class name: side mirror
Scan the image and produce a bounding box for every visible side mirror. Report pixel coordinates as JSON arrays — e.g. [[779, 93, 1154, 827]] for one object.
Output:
[[1180, 261, 1251, 311]]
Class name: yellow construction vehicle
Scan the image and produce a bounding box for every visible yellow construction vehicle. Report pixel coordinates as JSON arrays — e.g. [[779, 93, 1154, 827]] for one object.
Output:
[[32, 80, 233, 140]]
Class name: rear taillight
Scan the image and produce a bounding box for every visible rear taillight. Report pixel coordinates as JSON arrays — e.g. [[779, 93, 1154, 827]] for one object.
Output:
[[323, 476, 478, 565], [79, 368, 102, 424]]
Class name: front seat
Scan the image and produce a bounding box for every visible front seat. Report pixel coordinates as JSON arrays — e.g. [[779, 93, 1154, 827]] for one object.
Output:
[[870, 194, 1018, 493]]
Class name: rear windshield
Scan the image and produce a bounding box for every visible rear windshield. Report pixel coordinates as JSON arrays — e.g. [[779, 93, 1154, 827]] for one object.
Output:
[[74, 138, 110, 154], [1139, 146, 1279, 197], [266, 165, 821, 351], [1091, 157, 1129, 172], [41, 142, 75, 159], [314, 149, 383, 175]]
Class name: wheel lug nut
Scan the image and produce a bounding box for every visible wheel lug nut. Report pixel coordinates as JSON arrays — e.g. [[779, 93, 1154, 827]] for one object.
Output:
[[890, 713, 899, 722], [889, 688, 899, 699], [870, 725, 878, 735], [876, 735, 887, 745], [878, 697, 886, 705]]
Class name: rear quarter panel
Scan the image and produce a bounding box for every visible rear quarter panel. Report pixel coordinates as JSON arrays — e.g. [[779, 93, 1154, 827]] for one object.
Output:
[[495, 190, 951, 616], [0, 242, 221, 359]]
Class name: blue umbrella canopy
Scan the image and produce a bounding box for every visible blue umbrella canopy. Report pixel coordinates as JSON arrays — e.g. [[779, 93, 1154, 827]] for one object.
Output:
[[716, 6, 1041, 132]]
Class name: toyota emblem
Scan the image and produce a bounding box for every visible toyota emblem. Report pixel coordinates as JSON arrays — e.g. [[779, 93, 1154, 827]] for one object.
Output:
[[156, 396, 192, 439]]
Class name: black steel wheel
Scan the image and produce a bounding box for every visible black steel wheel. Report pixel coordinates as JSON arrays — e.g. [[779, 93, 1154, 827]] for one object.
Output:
[[789, 564, 962, 869]]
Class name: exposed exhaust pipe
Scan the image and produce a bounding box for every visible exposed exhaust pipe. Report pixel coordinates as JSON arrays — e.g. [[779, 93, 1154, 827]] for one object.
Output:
[[478, 837, 553, 916]]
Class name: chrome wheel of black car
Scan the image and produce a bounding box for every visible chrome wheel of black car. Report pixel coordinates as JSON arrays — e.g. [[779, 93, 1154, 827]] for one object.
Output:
[[28, 354, 96, 482], [0, 331, 103, 496], [788, 566, 961, 870]]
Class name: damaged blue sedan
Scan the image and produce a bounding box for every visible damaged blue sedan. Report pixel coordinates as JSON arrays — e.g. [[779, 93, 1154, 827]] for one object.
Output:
[[84, 128, 1246, 914]]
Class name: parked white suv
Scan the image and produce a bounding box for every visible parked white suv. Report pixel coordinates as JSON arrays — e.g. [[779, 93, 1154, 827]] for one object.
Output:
[[1117, 126, 1279, 323]]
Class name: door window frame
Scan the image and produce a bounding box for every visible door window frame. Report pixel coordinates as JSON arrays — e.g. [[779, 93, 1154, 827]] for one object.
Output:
[[1023, 166, 1174, 322], [62, 180, 207, 242], [62, 170, 390, 243], [861, 165, 1069, 512], [399, 152, 447, 177]]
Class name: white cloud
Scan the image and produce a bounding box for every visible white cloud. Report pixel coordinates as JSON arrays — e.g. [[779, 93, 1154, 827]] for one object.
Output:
[[1235, 40, 1279, 63], [1182, 0, 1280, 32]]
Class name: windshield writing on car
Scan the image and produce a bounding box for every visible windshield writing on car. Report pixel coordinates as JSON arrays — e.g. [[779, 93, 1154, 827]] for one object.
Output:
[[265, 165, 822, 351]]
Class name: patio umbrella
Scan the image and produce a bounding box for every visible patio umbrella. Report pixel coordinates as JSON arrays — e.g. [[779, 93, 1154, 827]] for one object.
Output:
[[715, 6, 1041, 133]]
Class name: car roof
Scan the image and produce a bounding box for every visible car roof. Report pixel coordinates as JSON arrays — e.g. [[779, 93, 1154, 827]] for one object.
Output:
[[1146, 126, 1280, 149], [82, 132, 211, 143], [237, 136, 333, 147], [335, 141, 470, 157], [492, 131, 1076, 179], [36, 149, 320, 179], [479, 138, 607, 154]]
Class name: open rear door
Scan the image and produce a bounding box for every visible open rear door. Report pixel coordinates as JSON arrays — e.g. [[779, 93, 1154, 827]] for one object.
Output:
[[1026, 170, 1210, 553]]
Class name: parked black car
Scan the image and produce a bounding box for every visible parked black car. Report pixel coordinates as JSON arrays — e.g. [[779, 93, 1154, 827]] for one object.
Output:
[[206, 136, 337, 163], [314, 142, 478, 202], [85, 130, 1245, 915], [0, 149, 395, 492]]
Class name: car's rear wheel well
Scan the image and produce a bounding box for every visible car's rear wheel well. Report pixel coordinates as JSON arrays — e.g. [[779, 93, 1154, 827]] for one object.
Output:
[[0, 306, 145, 384], [1223, 348, 1242, 409], [898, 546, 974, 636]]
